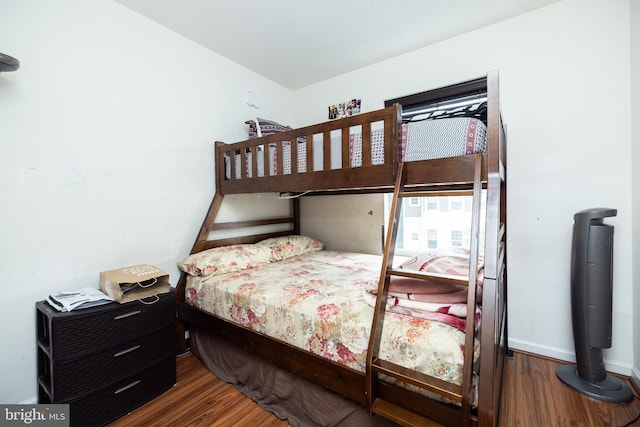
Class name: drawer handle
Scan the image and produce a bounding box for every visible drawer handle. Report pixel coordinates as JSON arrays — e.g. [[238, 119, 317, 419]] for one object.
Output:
[[114, 310, 141, 320], [113, 345, 141, 358], [114, 380, 141, 395]]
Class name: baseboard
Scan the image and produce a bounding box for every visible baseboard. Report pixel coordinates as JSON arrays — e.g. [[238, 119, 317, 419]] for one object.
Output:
[[632, 367, 640, 392], [508, 338, 631, 376], [19, 396, 37, 405]]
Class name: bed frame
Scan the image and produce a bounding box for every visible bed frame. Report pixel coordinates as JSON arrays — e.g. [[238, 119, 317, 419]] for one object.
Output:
[[175, 70, 507, 427]]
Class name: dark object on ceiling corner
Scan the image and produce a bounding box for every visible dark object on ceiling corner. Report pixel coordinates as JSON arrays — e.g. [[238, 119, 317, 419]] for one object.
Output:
[[0, 52, 20, 73]]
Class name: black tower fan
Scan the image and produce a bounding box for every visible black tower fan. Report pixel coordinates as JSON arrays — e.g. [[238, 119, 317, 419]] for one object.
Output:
[[556, 208, 632, 402]]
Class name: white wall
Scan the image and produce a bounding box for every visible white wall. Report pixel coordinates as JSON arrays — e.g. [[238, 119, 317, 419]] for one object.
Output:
[[631, 0, 640, 387], [294, 0, 635, 373], [0, 0, 293, 404], [301, 194, 385, 254], [1, 0, 634, 406]]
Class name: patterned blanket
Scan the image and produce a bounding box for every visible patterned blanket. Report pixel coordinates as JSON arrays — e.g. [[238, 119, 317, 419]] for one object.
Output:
[[185, 251, 479, 396]]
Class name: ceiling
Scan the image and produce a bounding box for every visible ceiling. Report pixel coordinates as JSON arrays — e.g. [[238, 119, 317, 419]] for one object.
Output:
[[115, 0, 559, 90]]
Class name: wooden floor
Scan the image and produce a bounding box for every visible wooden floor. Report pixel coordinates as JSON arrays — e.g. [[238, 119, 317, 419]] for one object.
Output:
[[500, 351, 639, 427], [108, 350, 640, 427], [108, 352, 288, 427]]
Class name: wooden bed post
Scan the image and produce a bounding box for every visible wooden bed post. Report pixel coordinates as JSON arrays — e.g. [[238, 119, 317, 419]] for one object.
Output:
[[175, 191, 225, 355], [477, 70, 508, 427], [293, 196, 300, 235], [176, 191, 302, 355]]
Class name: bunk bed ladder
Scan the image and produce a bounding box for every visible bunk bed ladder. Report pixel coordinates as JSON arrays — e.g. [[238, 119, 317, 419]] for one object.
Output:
[[366, 156, 484, 427]]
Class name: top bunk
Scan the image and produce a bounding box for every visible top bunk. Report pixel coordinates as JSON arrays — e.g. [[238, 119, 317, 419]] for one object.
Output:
[[216, 70, 505, 195]]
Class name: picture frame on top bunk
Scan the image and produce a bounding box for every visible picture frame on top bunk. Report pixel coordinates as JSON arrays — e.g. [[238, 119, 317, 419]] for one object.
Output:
[[175, 70, 507, 427]]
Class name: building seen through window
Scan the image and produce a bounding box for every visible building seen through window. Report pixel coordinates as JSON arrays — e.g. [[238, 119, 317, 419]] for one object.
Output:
[[385, 192, 486, 256]]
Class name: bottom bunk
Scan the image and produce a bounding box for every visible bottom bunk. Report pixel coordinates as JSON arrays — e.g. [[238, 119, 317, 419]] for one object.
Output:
[[177, 236, 495, 426], [190, 326, 395, 426]]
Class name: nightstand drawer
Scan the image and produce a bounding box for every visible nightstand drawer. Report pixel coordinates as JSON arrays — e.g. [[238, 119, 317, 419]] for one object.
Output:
[[39, 325, 175, 402], [66, 356, 175, 427], [37, 289, 175, 361]]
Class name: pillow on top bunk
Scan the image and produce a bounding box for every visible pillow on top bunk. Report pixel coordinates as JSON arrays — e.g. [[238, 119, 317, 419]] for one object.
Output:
[[245, 117, 292, 139], [256, 235, 324, 262], [245, 119, 259, 139], [178, 244, 272, 277]]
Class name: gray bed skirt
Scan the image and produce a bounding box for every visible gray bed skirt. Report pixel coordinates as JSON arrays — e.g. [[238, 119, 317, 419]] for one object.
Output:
[[191, 326, 395, 427]]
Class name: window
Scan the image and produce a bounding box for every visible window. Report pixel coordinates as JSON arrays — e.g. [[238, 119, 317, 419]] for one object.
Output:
[[427, 229, 438, 248], [426, 197, 438, 211], [384, 79, 488, 124], [450, 199, 463, 211], [451, 230, 463, 247], [385, 192, 487, 256], [383, 84, 489, 256]]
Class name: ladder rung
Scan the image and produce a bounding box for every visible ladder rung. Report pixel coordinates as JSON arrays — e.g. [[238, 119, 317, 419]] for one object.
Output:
[[371, 358, 462, 402], [371, 398, 444, 427], [387, 268, 470, 287]]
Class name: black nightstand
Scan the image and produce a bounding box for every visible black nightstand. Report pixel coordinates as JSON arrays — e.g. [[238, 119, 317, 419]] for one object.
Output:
[[36, 289, 176, 426]]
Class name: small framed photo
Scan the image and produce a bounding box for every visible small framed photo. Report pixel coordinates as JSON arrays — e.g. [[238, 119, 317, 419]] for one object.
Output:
[[329, 98, 361, 120]]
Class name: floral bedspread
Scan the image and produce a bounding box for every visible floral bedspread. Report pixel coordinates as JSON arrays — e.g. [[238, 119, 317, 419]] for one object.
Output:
[[186, 250, 479, 393]]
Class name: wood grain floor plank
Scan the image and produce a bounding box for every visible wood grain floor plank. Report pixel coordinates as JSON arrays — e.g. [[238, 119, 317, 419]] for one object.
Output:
[[108, 353, 288, 427], [108, 350, 640, 427], [500, 350, 640, 427]]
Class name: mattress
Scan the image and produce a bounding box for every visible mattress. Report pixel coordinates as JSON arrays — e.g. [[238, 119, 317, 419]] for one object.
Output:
[[185, 250, 479, 405], [225, 117, 487, 179]]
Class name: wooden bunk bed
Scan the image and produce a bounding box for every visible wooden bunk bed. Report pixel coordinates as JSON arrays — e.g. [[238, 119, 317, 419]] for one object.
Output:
[[175, 70, 508, 427]]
